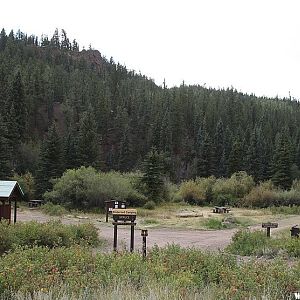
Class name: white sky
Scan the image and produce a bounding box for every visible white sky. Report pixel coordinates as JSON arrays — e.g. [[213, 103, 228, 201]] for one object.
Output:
[[2, 0, 300, 99]]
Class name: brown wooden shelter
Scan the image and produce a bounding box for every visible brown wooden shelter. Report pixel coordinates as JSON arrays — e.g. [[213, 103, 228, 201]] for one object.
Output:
[[0, 181, 24, 223]]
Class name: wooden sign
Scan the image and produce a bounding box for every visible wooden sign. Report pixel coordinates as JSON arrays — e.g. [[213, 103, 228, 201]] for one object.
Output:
[[262, 223, 278, 228], [112, 209, 137, 222]]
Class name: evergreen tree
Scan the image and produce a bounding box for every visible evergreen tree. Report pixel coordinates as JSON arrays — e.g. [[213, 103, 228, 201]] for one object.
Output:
[[0, 114, 12, 179], [196, 119, 214, 177], [35, 123, 63, 197], [64, 125, 80, 170], [271, 130, 293, 190], [77, 107, 100, 168], [214, 119, 225, 177], [9, 71, 27, 140], [141, 148, 165, 202], [228, 129, 245, 175], [0, 28, 7, 51]]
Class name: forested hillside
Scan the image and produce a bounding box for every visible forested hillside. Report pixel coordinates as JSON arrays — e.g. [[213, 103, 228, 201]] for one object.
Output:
[[0, 28, 300, 197]]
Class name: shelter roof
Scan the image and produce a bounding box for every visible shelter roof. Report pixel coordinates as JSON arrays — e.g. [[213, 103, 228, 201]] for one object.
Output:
[[0, 181, 24, 199]]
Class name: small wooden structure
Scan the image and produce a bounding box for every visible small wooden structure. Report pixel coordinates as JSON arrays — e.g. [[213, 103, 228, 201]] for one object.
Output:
[[28, 199, 43, 208], [262, 222, 278, 237], [0, 181, 24, 223], [213, 206, 231, 214], [112, 208, 137, 252]]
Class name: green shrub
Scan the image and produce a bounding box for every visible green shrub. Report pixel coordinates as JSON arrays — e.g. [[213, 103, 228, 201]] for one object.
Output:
[[0, 221, 100, 254], [226, 229, 269, 256], [41, 202, 67, 216], [212, 172, 255, 205], [44, 167, 146, 208], [179, 176, 216, 205], [242, 181, 277, 207], [204, 218, 223, 230], [144, 200, 156, 210]]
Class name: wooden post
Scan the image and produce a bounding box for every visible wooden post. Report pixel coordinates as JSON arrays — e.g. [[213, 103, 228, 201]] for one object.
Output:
[[113, 224, 118, 251], [141, 229, 148, 258], [14, 200, 17, 224], [106, 202, 109, 223], [266, 227, 270, 237], [130, 222, 135, 252]]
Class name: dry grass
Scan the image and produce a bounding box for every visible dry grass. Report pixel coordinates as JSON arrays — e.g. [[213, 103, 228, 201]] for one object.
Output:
[[134, 204, 290, 230]]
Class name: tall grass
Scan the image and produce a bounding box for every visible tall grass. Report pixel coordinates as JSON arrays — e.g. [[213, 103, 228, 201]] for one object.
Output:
[[0, 221, 100, 254], [0, 245, 299, 299]]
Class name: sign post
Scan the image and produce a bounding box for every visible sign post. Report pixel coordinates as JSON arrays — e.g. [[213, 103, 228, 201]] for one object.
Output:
[[141, 229, 148, 258], [262, 222, 278, 237], [112, 208, 137, 252]]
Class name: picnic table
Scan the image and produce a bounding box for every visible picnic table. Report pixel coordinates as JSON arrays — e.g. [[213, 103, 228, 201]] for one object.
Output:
[[212, 206, 231, 213], [28, 200, 43, 208]]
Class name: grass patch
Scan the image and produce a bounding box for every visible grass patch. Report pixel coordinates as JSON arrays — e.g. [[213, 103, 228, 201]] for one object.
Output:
[[143, 218, 160, 225], [204, 218, 224, 229]]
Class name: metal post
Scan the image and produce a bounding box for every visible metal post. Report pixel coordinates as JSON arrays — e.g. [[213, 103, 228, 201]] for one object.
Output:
[[267, 227, 270, 237], [113, 224, 118, 251], [130, 223, 135, 252]]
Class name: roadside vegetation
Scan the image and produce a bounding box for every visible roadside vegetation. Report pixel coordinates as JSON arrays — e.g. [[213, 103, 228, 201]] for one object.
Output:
[[0, 221, 100, 254], [227, 229, 300, 258], [1, 244, 299, 300]]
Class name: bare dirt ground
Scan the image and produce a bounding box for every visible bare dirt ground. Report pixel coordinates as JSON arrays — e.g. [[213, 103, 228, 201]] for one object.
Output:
[[16, 209, 300, 253]]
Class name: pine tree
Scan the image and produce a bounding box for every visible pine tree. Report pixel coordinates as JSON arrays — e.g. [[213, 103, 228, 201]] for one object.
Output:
[[0, 114, 12, 179], [141, 148, 165, 202], [64, 125, 80, 170], [214, 119, 225, 177], [271, 130, 293, 190], [35, 123, 63, 197], [77, 107, 100, 168], [0, 28, 7, 51], [9, 71, 27, 140], [196, 119, 214, 177], [229, 129, 245, 175]]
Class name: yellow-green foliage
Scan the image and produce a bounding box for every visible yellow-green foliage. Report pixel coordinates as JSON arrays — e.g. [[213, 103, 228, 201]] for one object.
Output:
[[12, 172, 35, 201], [0, 245, 299, 299], [242, 181, 277, 207], [212, 172, 255, 200], [179, 172, 254, 206], [0, 221, 99, 254], [227, 229, 300, 258], [179, 176, 216, 205], [44, 167, 146, 208]]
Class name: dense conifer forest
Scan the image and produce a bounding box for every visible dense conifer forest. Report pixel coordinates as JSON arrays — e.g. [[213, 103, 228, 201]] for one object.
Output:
[[1, 28, 300, 197]]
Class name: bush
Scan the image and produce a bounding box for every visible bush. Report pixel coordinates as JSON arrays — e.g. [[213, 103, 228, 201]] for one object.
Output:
[[44, 167, 146, 208], [242, 181, 277, 208], [41, 202, 67, 216], [0, 221, 100, 254], [226, 229, 269, 256], [179, 176, 216, 205], [204, 218, 224, 230], [212, 172, 255, 206], [144, 200, 156, 210]]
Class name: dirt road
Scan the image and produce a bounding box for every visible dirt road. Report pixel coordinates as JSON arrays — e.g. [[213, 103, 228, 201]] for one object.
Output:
[[16, 210, 300, 252]]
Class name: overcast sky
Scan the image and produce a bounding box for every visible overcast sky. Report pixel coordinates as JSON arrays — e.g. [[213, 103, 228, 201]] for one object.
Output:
[[2, 0, 300, 99]]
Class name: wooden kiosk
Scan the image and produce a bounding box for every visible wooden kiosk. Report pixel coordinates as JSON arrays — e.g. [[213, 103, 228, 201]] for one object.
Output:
[[0, 181, 24, 223]]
